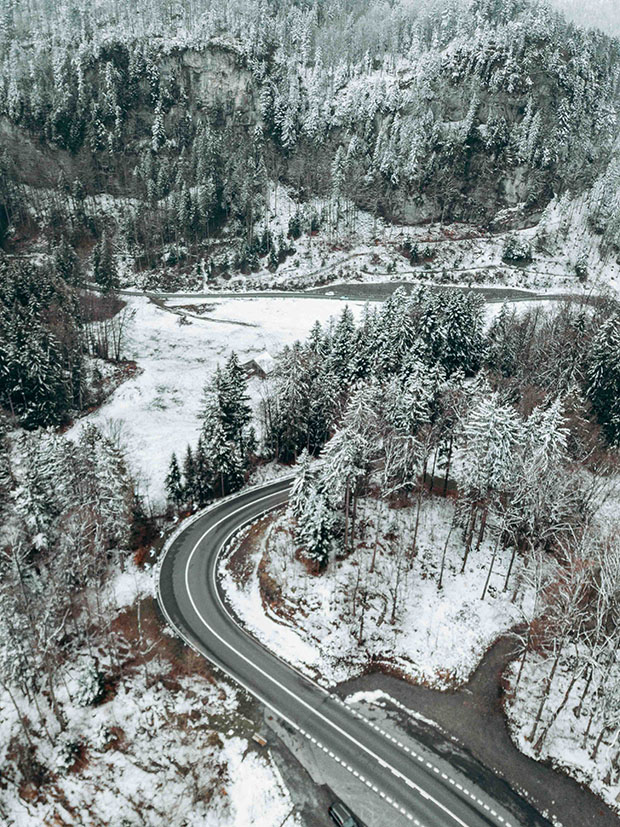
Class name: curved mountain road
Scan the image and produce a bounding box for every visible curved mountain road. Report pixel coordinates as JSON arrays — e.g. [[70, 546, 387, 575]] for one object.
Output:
[[158, 477, 521, 827]]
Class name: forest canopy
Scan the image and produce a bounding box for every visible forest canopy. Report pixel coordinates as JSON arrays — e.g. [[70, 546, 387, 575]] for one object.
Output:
[[1, 0, 619, 269]]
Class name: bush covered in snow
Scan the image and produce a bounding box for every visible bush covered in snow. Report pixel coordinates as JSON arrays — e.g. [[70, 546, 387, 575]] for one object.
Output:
[[74, 658, 106, 707], [502, 234, 533, 264], [53, 736, 80, 773]]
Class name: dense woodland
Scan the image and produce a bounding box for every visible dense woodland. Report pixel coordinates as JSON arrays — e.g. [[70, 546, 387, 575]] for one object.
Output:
[[1, 0, 620, 284], [167, 285, 620, 779], [0, 256, 130, 429], [0, 420, 159, 770], [279, 290, 620, 774]]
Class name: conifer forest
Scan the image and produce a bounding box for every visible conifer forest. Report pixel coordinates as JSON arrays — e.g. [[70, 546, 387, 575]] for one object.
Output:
[[1, 1, 620, 826]]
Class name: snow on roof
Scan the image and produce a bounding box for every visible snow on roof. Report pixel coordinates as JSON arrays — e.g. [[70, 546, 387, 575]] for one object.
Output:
[[254, 350, 276, 373]]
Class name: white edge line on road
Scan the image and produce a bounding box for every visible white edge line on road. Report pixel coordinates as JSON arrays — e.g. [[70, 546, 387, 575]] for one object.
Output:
[[181, 493, 473, 827], [212, 492, 331, 698], [156, 495, 420, 817], [158, 479, 512, 827]]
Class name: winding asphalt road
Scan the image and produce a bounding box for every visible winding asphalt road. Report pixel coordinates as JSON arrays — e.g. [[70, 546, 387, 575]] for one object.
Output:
[[157, 477, 519, 827]]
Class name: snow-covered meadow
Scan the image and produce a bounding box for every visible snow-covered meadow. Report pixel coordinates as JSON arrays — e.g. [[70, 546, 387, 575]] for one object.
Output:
[[69, 294, 367, 508]]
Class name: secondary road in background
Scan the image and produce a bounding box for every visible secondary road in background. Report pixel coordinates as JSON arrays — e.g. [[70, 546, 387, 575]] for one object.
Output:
[[125, 282, 551, 303]]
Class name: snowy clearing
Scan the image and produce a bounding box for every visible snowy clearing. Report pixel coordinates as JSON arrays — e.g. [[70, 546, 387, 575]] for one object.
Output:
[[69, 291, 559, 510], [68, 294, 366, 508]]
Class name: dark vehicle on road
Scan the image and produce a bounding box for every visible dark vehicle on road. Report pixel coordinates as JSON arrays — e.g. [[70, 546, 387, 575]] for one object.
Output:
[[328, 800, 360, 827]]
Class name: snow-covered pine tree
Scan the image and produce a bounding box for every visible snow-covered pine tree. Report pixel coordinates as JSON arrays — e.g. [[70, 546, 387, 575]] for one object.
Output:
[[193, 436, 213, 507], [457, 392, 521, 501], [202, 416, 244, 499], [326, 305, 356, 383], [440, 291, 485, 376], [92, 232, 119, 293], [587, 314, 620, 445], [295, 487, 335, 572], [289, 448, 315, 518], [486, 301, 518, 376], [52, 236, 81, 286], [183, 445, 196, 508], [165, 453, 184, 511]]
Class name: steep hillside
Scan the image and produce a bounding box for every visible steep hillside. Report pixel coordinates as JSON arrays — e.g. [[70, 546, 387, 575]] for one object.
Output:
[[1, 0, 619, 283]]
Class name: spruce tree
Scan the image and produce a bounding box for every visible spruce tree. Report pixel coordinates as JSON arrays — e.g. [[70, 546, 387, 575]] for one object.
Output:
[[92, 232, 119, 293], [295, 489, 334, 572], [182, 445, 196, 508], [53, 237, 81, 286], [193, 437, 213, 506], [587, 315, 620, 445], [220, 352, 254, 459], [165, 453, 183, 510]]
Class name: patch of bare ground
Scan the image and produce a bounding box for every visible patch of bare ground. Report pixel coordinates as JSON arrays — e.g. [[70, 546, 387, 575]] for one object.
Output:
[[225, 513, 278, 586], [86, 359, 141, 408], [78, 291, 127, 322], [174, 302, 218, 315], [111, 597, 218, 686]]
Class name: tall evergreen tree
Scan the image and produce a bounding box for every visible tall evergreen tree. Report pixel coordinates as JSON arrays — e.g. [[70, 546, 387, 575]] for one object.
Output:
[[587, 315, 620, 445], [182, 445, 196, 508], [52, 237, 81, 286], [92, 232, 119, 293], [165, 453, 183, 510]]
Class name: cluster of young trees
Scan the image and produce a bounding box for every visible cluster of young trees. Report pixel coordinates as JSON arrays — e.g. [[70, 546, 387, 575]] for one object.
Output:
[[165, 353, 255, 512], [511, 526, 620, 768], [0, 255, 130, 429], [0, 423, 142, 747], [1, 0, 618, 283], [485, 295, 620, 447]]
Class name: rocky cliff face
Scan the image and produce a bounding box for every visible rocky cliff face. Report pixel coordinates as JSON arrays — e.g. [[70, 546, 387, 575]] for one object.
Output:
[[0, 117, 80, 189], [179, 45, 256, 114], [2, 42, 259, 193], [0, 38, 600, 232]]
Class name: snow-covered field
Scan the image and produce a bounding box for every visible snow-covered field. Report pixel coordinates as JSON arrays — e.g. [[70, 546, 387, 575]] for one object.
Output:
[[69, 294, 366, 508], [220, 496, 532, 690]]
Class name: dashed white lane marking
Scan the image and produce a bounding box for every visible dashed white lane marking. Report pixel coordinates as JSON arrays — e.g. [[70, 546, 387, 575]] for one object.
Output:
[[294, 725, 423, 823], [336, 695, 514, 827]]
